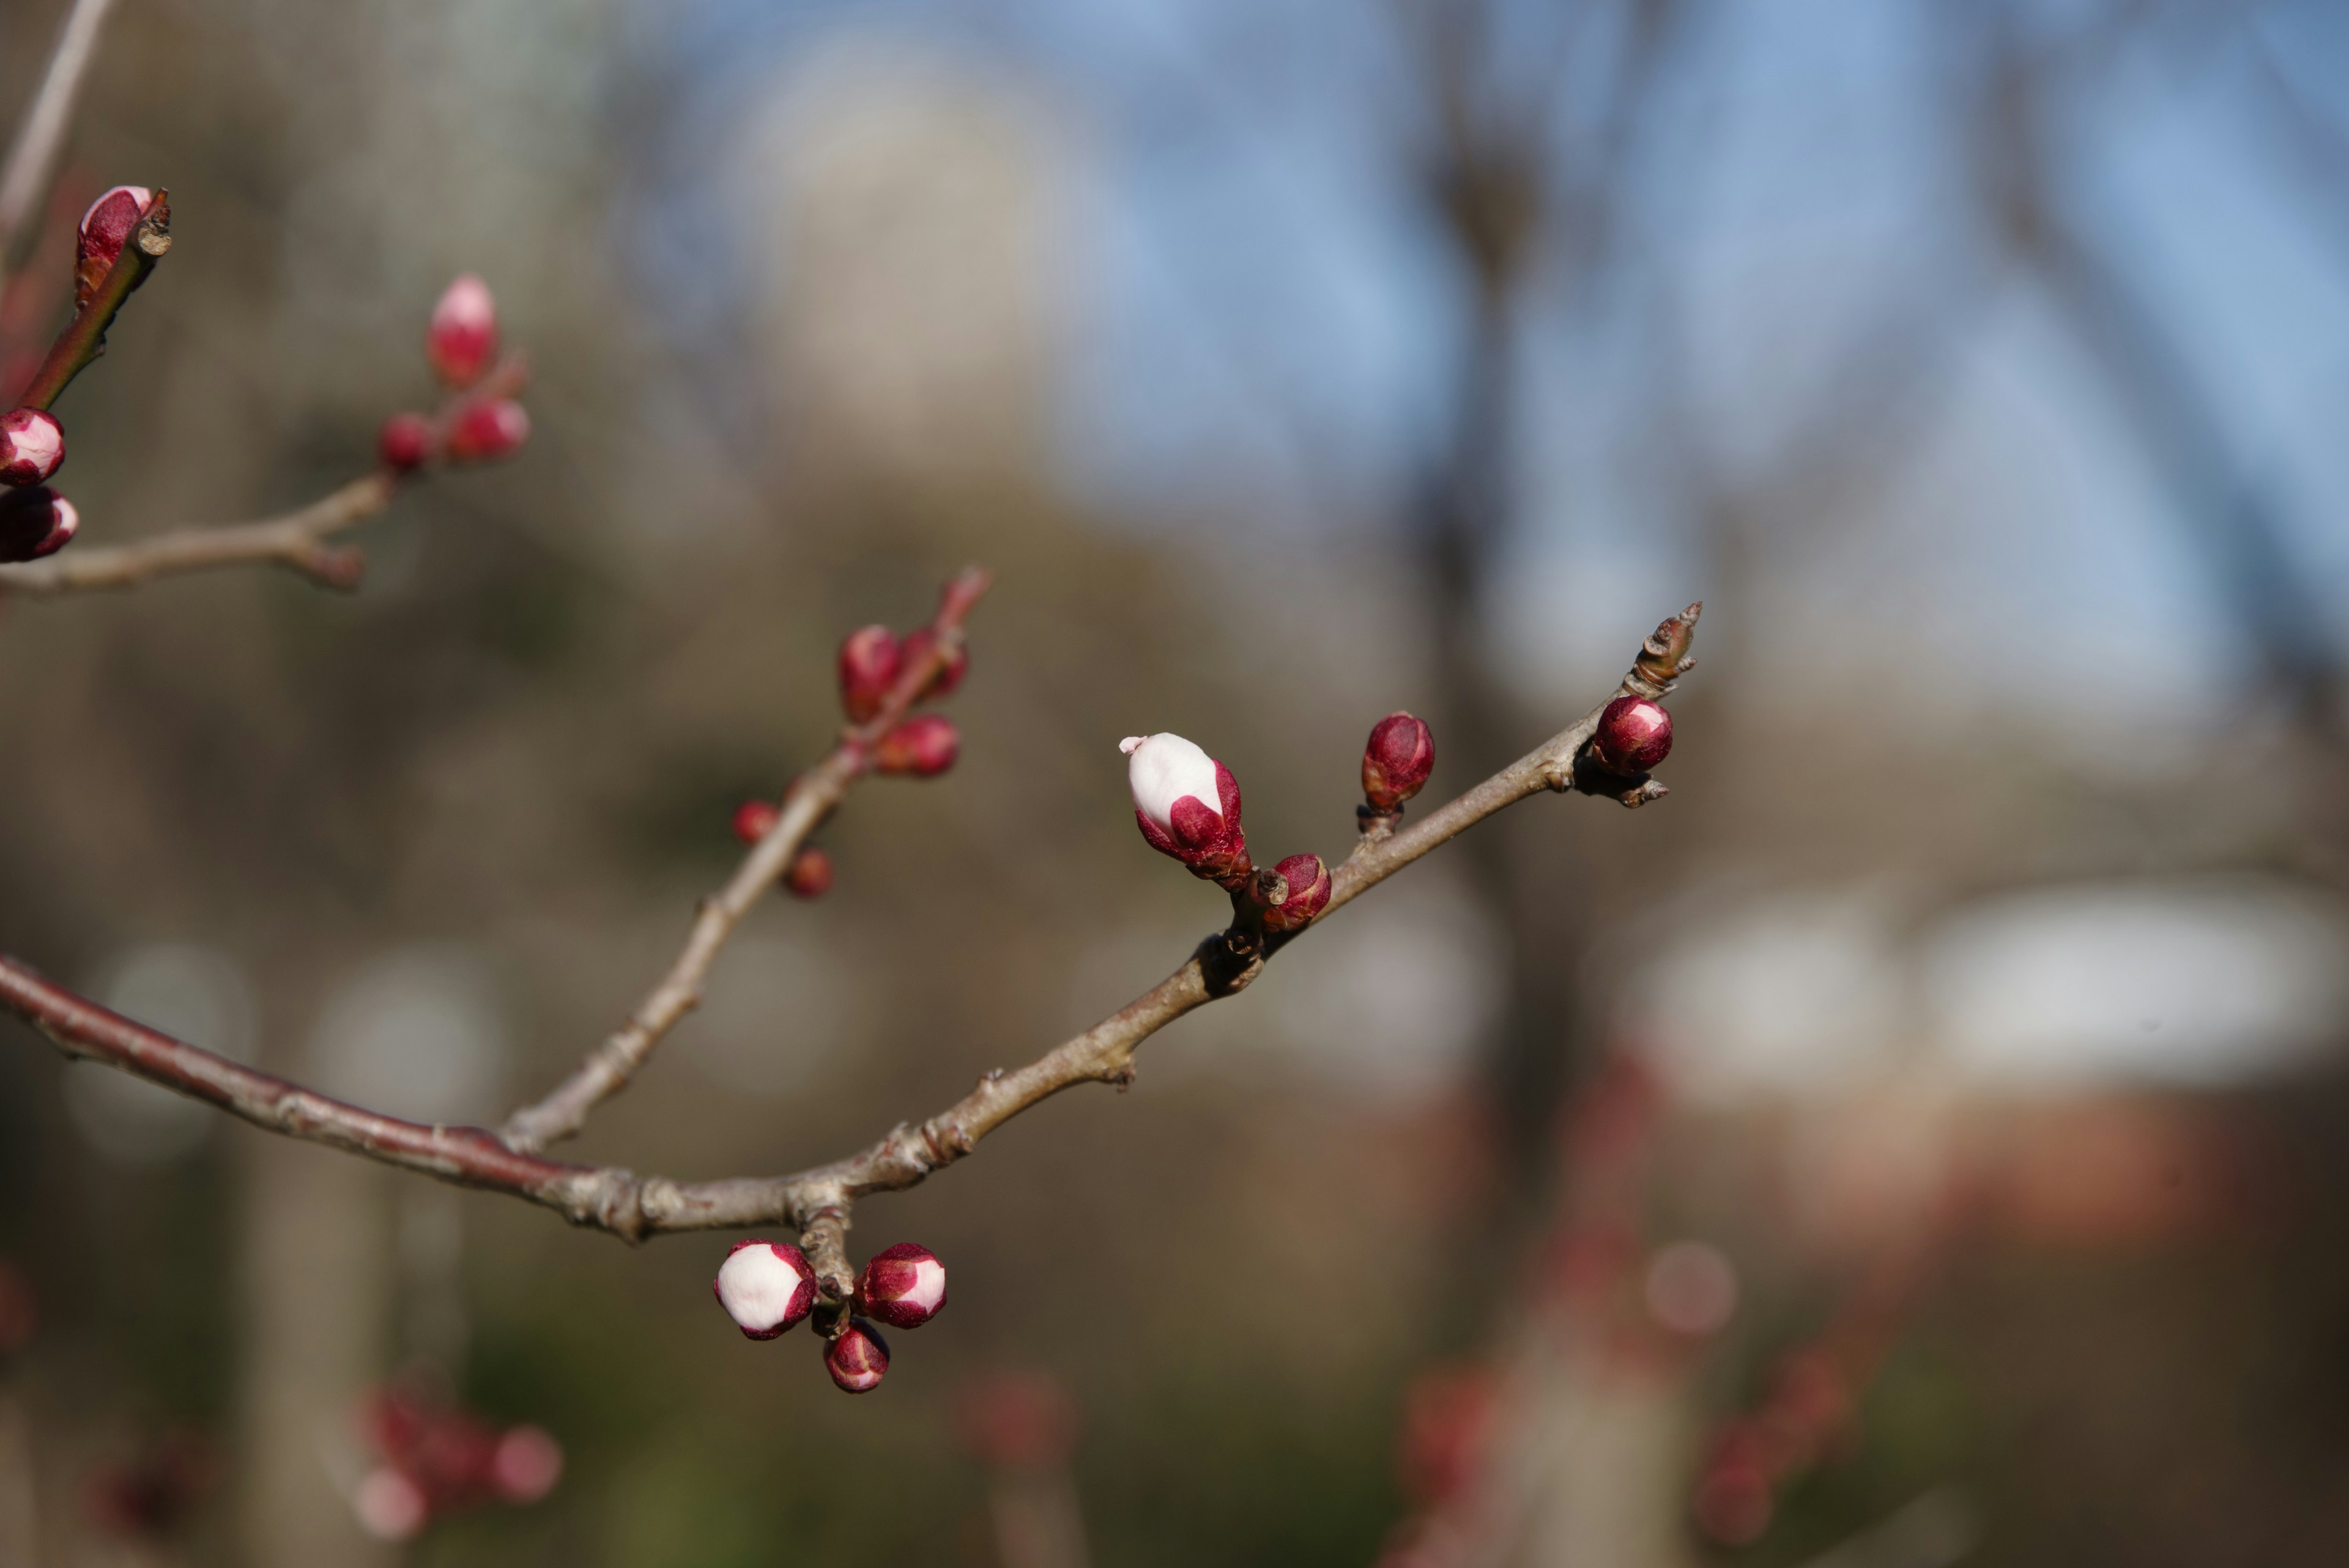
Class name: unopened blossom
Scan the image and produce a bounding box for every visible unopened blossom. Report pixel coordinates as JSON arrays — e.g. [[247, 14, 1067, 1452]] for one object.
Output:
[[0, 486, 76, 562], [782, 847, 834, 899], [854, 1243, 947, 1330], [444, 398, 529, 464], [0, 409, 64, 486], [426, 275, 500, 388], [1362, 712, 1434, 810], [1261, 853, 1331, 934], [711, 1239, 817, 1340], [1121, 732, 1248, 880], [837, 625, 902, 723], [76, 185, 152, 307], [377, 412, 434, 472], [1592, 696, 1672, 775], [826, 1319, 891, 1393], [874, 715, 959, 776]]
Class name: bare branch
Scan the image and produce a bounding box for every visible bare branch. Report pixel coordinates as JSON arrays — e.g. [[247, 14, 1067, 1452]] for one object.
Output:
[[0, 600, 1700, 1283], [0, 472, 395, 595], [497, 567, 995, 1153], [0, 0, 118, 278]]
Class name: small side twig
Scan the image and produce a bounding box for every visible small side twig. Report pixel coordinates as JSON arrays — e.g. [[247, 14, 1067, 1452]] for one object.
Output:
[[0, 473, 393, 595]]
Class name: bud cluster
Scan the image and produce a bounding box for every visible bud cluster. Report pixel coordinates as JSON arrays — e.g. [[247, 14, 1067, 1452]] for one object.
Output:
[[835, 614, 968, 775], [729, 800, 834, 897], [376, 275, 531, 474], [351, 1384, 562, 1543], [712, 1238, 948, 1395]]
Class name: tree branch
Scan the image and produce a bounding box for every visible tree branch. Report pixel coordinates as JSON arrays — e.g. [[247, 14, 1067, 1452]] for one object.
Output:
[[0, 0, 118, 281], [0, 598, 1699, 1295], [0, 472, 395, 595], [497, 567, 995, 1153]]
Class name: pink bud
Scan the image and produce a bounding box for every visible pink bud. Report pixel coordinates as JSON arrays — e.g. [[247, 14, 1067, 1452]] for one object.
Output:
[[444, 398, 529, 464], [377, 412, 434, 472], [1122, 733, 1249, 880], [874, 715, 959, 777], [897, 626, 968, 699], [711, 1239, 817, 1340], [732, 799, 779, 845], [784, 847, 834, 899], [837, 625, 902, 723], [0, 486, 76, 562], [825, 1318, 891, 1393], [0, 409, 64, 486], [1262, 853, 1332, 934], [854, 1243, 948, 1330], [1593, 696, 1672, 775], [426, 275, 500, 388], [76, 185, 152, 307], [488, 1427, 563, 1503], [353, 1466, 429, 1541], [1362, 713, 1434, 809]]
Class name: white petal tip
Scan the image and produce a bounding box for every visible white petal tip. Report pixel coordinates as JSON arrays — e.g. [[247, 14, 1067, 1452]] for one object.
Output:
[[1119, 736, 1147, 754]]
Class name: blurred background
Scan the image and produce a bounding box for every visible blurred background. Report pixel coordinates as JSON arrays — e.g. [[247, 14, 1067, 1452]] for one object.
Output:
[[1, 0, 2348, 1563]]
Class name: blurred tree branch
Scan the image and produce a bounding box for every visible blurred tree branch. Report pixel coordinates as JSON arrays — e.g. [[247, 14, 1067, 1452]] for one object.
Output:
[[0, 0, 117, 285]]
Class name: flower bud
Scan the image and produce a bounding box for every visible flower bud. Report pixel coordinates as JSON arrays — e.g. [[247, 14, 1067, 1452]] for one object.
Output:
[[837, 625, 902, 723], [353, 1467, 429, 1541], [426, 274, 500, 388], [854, 1243, 947, 1330], [0, 486, 76, 562], [825, 1318, 891, 1393], [488, 1427, 563, 1503], [897, 626, 968, 699], [712, 1239, 817, 1340], [1592, 696, 1672, 775], [445, 398, 529, 464], [377, 412, 434, 472], [732, 799, 779, 845], [1261, 853, 1331, 934], [1121, 733, 1248, 879], [0, 408, 64, 486], [784, 847, 834, 899], [1362, 712, 1434, 809], [76, 186, 152, 308], [874, 715, 959, 777]]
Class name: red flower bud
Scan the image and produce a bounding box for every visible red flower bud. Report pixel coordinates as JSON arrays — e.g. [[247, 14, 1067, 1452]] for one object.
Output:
[[874, 715, 959, 776], [732, 799, 779, 845], [837, 625, 902, 723], [76, 185, 152, 308], [445, 398, 529, 463], [1262, 853, 1332, 934], [784, 847, 834, 899], [0, 408, 64, 486], [712, 1239, 817, 1340], [897, 626, 968, 699], [426, 274, 500, 388], [825, 1318, 891, 1393], [1123, 732, 1250, 881], [854, 1243, 947, 1330], [1592, 696, 1672, 775], [377, 412, 434, 472], [0, 486, 76, 561], [1362, 713, 1434, 809]]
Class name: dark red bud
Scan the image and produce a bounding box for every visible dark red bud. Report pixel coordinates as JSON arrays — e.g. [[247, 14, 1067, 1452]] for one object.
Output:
[[874, 715, 959, 777], [444, 398, 529, 463], [732, 799, 779, 845], [897, 626, 968, 700], [0, 408, 64, 486], [76, 186, 153, 309], [826, 1318, 891, 1393], [426, 275, 500, 388], [377, 412, 434, 472], [1593, 696, 1672, 775], [783, 847, 834, 899], [0, 486, 76, 561], [1362, 713, 1434, 809], [837, 625, 902, 723], [853, 1243, 947, 1329], [1262, 853, 1332, 934]]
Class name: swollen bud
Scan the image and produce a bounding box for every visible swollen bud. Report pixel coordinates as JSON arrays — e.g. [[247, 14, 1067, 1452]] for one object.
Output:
[[0, 409, 64, 486], [854, 1243, 948, 1330], [784, 847, 834, 899], [897, 626, 968, 700], [426, 275, 500, 388], [76, 185, 153, 308], [874, 715, 959, 777], [1362, 713, 1434, 810], [1262, 853, 1331, 934], [712, 1239, 817, 1340], [1122, 733, 1249, 882], [1592, 696, 1672, 775], [377, 412, 434, 472], [0, 486, 76, 562], [826, 1318, 891, 1393], [732, 799, 779, 845], [445, 398, 529, 463], [837, 625, 902, 723]]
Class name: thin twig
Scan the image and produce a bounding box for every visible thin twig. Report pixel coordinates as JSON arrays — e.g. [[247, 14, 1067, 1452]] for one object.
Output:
[[0, 602, 1698, 1287], [0, 0, 118, 277], [498, 567, 995, 1153], [0, 472, 395, 595]]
